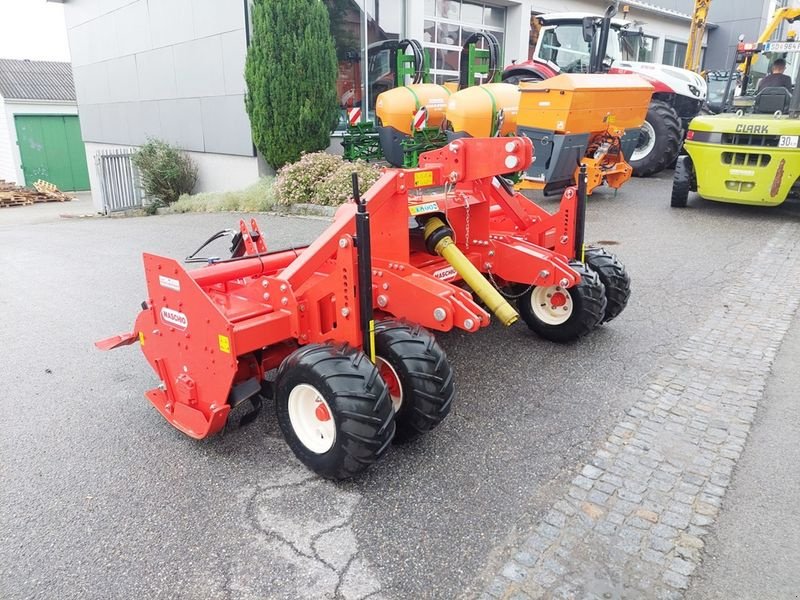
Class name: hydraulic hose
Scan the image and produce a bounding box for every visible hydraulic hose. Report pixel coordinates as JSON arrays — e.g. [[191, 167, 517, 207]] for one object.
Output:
[[423, 217, 518, 326]]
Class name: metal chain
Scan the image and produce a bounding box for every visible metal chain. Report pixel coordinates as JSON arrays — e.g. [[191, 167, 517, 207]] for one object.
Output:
[[485, 265, 536, 299]]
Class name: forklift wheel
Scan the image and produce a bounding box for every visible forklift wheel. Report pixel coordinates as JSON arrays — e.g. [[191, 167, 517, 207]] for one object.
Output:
[[374, 320, 454, 443], [584, 247, 631, 323], [517, 261, 606, 343], [275, 344, 395, 480], [671, 155, 693, 208]]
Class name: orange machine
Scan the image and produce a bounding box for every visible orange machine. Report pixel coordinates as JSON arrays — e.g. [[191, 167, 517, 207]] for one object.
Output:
[[446, 82, 521, 138], [375, 83, 451, 134], [374, 83, 451, 166], [516, 74, 653, 195]]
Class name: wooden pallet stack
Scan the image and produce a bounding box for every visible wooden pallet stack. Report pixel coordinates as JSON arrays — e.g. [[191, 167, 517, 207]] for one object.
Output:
[[0, 179, 74, 208]]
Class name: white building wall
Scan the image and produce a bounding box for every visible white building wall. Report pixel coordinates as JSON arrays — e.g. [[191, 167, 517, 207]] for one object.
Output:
[[1, 100, 79, 187], [83, 141, 261, 213], [0, 98, 14, 183], [190, 150, 260, 195]]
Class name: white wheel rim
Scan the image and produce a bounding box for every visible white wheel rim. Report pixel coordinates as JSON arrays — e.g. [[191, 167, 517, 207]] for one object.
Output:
[[287, 383, 336, 454], [531, 285, 573, 325], [631, 120, 656, 162], [376, 357, 403, 413]]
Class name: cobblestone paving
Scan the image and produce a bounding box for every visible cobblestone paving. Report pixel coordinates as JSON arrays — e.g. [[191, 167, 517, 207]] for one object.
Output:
[[482, 223, 800, 600]]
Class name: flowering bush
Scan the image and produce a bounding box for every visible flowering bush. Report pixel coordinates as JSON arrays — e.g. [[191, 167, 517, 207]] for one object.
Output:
[[317, 160, 382, 206], [274, 152, 382, 206]]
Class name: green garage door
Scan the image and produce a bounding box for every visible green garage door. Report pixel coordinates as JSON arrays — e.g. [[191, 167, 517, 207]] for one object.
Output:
[[14, 115, 90, 191]]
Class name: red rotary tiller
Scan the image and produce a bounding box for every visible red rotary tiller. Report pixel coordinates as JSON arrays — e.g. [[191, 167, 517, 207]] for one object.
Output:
[[97, 136, 630, 479]]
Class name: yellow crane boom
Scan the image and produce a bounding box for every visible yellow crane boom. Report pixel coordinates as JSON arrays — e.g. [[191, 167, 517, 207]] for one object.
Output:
[[684, 0, 712, 73]]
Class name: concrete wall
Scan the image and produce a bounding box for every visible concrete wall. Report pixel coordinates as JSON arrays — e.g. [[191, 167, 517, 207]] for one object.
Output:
[[703, 0, 800, 71], [703, 0, 770, 70], [64, 0, 254, 157], [0, 100, 80, 186], [83, 141, 263, 212]]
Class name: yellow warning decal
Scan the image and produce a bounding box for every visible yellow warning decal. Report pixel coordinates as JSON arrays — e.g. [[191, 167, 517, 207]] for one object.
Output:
[[414, 170, 434, 187], [218, 334, 231, 354], [368, 319, 376, 363], [409, 201, 440, 216], [139, 332, 145, 346]]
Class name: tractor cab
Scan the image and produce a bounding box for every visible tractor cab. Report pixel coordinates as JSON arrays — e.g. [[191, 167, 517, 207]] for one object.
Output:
[[502, 7, 705, 177]]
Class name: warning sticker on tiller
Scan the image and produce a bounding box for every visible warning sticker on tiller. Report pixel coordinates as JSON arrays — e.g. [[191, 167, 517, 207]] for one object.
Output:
[[159, 275, 180, 292], [414, 170, 434, 187]]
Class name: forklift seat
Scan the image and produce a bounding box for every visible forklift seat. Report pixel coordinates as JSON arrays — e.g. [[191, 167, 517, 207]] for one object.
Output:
[[753, 86, 792, 114]]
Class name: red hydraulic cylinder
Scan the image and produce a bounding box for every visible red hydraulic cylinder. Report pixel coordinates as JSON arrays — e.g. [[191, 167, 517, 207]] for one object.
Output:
[[189, 248, 305, 288]]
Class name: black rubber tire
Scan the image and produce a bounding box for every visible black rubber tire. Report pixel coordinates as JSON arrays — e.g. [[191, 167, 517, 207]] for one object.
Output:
[[689, 155, 698, 192], [671, 155, 693, 207], [584, 247, 631, 323], [517, 261, 607, 343], [630, 100, 682, 177], [502, 71, 544, 86], [374, 320, 455, 443], [275, 344, 395, 480]]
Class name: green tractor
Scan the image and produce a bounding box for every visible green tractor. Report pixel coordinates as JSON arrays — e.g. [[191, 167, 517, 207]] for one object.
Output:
[[672, 39, 800, 208]]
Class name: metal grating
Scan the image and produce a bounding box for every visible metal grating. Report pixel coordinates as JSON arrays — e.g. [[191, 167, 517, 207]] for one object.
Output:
[[721, 152, 771, 167], [721, 133, 781, 147], [95, 148, 144, 213]]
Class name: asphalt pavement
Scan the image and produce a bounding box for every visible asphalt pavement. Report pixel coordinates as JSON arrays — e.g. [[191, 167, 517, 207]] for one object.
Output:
[[1, 175, 799, 599]]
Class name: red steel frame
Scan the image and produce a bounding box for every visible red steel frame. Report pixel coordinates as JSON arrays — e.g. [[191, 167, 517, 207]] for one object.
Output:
[[97, 136, 583, 439]]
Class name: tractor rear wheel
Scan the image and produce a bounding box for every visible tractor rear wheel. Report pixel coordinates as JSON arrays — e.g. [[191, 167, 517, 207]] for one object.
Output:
[[517, 261, 606, 343], [275, 344, 395, 480], [584, 247, 631, 323], [374, 320, 454, 443], [671, 155, 693, 207], [502, 71, 544, 85], [629, 100, 682, 177]]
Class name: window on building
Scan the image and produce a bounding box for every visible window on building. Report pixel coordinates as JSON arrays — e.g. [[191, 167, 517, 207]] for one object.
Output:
[[662, 40, 687, 68], [621, 35, 656, 63], [423, 0, 506, 85], [325, 0, 406, 130], [366, 0, 405, 109]]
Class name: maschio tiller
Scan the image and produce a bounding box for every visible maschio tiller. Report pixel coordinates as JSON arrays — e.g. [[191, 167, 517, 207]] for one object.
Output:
[[97, 136, 630, 479]]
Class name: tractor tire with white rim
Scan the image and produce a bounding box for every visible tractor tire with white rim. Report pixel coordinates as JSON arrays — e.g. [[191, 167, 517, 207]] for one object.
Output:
[[274, 344, 395, 480], [583, 247, 631, 323], [517, 261, 607, 343], [629, 100, 682, 178], [374, 320, 454, 443]]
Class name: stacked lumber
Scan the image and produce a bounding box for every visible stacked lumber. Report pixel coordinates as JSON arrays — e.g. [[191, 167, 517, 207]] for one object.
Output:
[[0, 179, 74, 207]]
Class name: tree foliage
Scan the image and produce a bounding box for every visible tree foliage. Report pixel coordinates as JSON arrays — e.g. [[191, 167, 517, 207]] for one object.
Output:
[[245, 0, 339, 169], [132, 138, 197, 206]]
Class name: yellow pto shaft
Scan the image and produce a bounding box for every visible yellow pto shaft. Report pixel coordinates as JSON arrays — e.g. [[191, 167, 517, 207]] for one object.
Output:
[[423, 217, 519, 326]]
